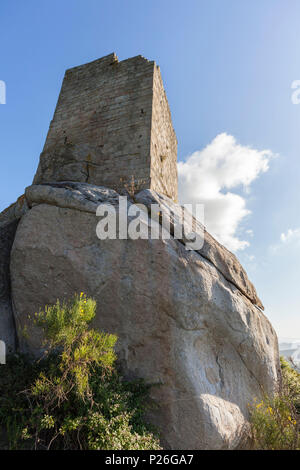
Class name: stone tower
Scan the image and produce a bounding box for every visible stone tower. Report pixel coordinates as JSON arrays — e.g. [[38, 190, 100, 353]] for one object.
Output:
[[33, 53, 178, 201]]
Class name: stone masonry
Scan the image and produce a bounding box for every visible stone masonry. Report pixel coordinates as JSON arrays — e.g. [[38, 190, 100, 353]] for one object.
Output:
[[33, 53, 178, 201]]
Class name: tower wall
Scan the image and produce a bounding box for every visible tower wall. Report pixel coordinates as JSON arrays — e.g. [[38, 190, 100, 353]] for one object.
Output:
[[150, 65, 178, 201], [33, 53, 178, 199]]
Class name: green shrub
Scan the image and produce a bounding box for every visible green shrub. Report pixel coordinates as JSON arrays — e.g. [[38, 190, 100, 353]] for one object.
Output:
[[0, 294, 161, 450], [281, 357, 300, 413], [250, 357, 300, 450]]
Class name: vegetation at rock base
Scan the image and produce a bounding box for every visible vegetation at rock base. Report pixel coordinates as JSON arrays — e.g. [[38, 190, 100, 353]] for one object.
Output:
[[0, 294, 161, 450], [250, 357, 300, 450], [3, 293, 298, 451]]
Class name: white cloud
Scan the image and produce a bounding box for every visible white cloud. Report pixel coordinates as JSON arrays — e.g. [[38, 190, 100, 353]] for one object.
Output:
[[178, 133, 274, 252], [269, 228, 300, 253], [280, 228, 300, 244]]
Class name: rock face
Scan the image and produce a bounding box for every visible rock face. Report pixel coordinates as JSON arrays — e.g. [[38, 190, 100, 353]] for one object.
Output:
[[8, 182, 280, 450]]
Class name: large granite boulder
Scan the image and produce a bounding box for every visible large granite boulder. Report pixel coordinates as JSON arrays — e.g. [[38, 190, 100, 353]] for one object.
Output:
[[8, 182, 280, 450]]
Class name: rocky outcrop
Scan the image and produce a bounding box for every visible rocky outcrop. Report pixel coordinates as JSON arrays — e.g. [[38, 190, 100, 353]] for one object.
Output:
[[8, 182, 280, 450], [24, 183, 263, 309]]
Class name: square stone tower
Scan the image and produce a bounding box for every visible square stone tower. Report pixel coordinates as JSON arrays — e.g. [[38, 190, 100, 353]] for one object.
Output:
[[33, 53, 178, 201]]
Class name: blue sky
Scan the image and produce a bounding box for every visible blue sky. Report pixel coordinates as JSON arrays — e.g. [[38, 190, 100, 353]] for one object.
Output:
[[1, 0, 300, 337]]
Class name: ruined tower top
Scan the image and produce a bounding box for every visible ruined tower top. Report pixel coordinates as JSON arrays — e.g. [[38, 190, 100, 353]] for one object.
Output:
[[33, 53, 178, 201]]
